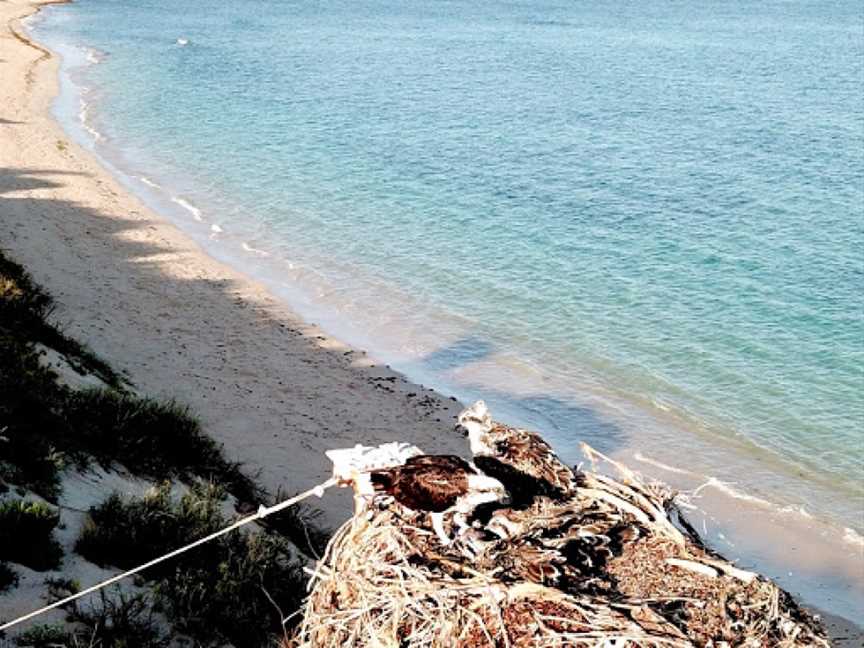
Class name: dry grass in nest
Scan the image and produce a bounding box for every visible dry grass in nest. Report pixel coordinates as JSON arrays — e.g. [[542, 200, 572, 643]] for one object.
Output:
[[291, 509, 690, 647], [289, 446, 830, 647]]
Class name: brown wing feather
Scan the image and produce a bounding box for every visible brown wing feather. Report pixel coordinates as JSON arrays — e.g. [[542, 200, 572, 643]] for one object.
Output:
[[406, 455, 473, 472], [490, 424, 576, 495], [373, 460, 469, 512]]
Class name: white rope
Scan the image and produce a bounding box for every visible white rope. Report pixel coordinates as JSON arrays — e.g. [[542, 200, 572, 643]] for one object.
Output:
[[0, 477, 338, 632]]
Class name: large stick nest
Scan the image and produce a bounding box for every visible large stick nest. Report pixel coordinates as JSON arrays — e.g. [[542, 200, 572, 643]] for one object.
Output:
[[291, 447, 829, 647]]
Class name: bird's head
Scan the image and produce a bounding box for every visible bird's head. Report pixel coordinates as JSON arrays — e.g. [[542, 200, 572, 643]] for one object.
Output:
[[455, 400, 493, 454]]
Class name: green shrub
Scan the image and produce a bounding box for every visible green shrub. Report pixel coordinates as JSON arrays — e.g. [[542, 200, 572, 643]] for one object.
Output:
[[44, 576, 80, 600], [0, 370, 258, 504], [0, 334, 68, 499], [13, 623, 70, 648], [66, 589, 168, 648], [0, 249, 118, 500], [0, 252, 53, 324], [64, 389, 259, 503], [0, 249, 122, 389], [0, 561, 18, 593], [0, 499, 62, 570], [263, 491, 331, 559], [156, 531, 302, 647], [77, 483, 307, 647], [76, 482, 225, 571], [12, 589, 169, 648], [0, 249, 258, 506]]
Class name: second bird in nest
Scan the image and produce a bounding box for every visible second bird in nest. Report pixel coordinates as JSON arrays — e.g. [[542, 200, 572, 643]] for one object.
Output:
[[456, 400, 578, 505]]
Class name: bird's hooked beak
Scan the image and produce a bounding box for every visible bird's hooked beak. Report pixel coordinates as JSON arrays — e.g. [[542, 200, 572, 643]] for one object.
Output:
[[454, 423, 469, 437]]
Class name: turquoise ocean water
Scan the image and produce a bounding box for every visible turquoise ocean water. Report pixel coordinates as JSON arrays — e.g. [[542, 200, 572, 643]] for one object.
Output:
[[30, 0, 863, 613]]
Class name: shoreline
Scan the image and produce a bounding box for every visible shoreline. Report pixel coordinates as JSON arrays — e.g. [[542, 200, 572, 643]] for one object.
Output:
[[1, 0, 861, 641], [24, 0, 864, 540], [25, 0, 864, 536], [1, 0, 470, 527]]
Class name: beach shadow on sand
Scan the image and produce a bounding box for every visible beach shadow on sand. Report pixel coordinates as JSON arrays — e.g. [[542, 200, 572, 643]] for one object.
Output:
[[0, 165, 482, 498], [0, 165, 625, 486], [0, 167, 86, 194]]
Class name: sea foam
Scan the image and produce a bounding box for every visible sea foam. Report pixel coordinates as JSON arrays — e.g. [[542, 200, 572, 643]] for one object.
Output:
[[171, 197, 203, 221]]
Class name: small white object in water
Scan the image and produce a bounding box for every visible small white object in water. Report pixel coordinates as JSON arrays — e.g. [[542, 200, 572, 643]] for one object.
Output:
[[139, 176, 161, 189], [176, 38, 189, 46], [171, 196, 202, 221], [241, 242, 269, 257]]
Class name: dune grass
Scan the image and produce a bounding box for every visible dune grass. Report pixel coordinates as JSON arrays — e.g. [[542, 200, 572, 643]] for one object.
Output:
[[1, 246, 326, 645], [0, 249, 123, 390], [0, 248, 259, 504], [34, 580, 170, 648], [76, 482, 226, 572], [77, 483, 307, 647], [0, 333, 69, 499], [0, 562, 18, 593], [0, 500, 63, 571], [72, 590, 168, 648], [10, 586, 168, 648], [64, 389, 260, 503], [263, 489, 332, 559], [10, 623, 71, 648]]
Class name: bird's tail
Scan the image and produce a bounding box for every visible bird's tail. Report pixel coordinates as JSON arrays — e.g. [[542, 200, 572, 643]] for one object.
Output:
[[369, 471, 393, 492]]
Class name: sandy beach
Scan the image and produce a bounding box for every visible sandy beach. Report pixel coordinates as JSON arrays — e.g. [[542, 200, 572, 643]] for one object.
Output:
[[1, 0, 861, 642], [0, 0, 468, 526]]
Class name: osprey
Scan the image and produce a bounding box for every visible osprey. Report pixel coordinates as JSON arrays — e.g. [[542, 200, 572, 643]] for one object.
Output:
[[485, 496, 581, 540], [456, 400, 577, 505], [486, 537, 567, 587], [369, 454, 507, 545]]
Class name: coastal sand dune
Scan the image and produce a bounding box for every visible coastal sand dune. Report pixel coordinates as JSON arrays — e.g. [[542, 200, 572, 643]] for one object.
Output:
[[1, 1, 861, 644]]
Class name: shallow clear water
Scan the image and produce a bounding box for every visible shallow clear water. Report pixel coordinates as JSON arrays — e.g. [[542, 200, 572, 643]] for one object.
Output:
[[33, 0, 863, 552]]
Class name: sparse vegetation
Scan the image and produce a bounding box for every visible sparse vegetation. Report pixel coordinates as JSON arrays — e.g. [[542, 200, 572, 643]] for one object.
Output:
[[67, 589, 169, 648], [0, 333, 69, 499], [0, 248, 122, 389], [0, 561, 18, 593], [77, 483, 307, 647], [263, 490, 331, 559], [13, 623, 71, 648], [44, 576, 81, 601], [76, 482, 226, 571], [12, 588, 169, 648], [157, 529, 302, 647], [0, 248, 258, 503], [64, 389, 259, 503], [0, 499, 63, 571], [0, 247, 323, 645], [0, 247, 113, 499]]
